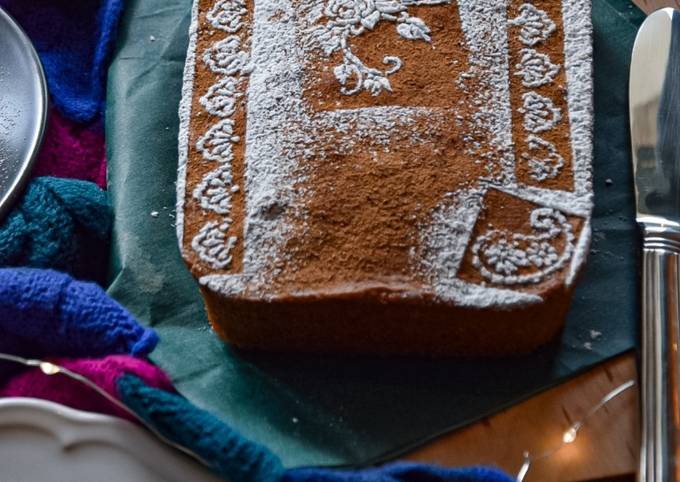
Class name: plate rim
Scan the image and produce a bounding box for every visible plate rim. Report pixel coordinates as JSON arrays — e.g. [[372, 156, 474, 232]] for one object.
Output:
[[0, 6, 48, 221], [0, 397, 222, 481]]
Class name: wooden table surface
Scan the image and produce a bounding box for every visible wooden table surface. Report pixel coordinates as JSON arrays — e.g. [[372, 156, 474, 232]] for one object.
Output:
[[406, 354, 638, 482], [637, 0, 680, 10], [403, 2, 675, 480]]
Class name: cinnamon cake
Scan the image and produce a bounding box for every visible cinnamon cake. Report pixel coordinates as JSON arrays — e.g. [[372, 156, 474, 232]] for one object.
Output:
[[177, 0, 593, 356]]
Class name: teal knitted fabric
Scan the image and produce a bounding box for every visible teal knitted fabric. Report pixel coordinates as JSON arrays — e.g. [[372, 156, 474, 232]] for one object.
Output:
[[0, 177, 111, 281], [118, 375, 285, 482]]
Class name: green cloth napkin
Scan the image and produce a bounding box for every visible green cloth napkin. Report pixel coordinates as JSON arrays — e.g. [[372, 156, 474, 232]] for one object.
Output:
[[106, 0, 645, 468]]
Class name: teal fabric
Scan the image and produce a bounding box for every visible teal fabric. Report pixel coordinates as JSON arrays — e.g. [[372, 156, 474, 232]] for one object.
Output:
[[118, 375, 285, 482], [106, 0, 645, 468], [0, 177, 111, 281], [118, 374, 515, 482]]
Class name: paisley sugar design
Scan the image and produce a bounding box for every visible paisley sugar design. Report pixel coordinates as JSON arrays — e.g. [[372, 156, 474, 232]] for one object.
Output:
[[458, 2, 576, 286], [309, 0, 450, 96], [471, 207, 575, 285]]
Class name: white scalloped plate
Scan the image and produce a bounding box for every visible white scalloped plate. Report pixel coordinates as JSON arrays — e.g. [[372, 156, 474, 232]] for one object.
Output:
[[0, 398, 223, 482]]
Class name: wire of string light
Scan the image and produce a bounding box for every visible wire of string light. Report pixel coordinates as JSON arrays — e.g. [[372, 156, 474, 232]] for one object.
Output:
[[0, 351, 636, 481], [0, 352, 212, 469], [515, 379, 636, 482]]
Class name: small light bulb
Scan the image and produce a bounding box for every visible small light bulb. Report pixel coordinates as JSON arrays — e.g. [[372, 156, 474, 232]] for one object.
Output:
[[39, 362, 60, 376], [562, 427, 578, 444]]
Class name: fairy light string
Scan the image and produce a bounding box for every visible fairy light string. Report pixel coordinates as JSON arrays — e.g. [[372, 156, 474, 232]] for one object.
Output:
[[0, 352, 212, 469], [516, 379, 636, 482], [0, 352, 636, 481]]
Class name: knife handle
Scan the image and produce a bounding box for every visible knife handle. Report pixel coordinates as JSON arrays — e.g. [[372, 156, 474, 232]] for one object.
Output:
[[640, 233, 680, 482]]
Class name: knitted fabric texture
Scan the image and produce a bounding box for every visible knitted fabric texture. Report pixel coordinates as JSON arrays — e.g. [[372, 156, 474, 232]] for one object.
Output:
[[118, 375, 285, 482], [34, 108, 107, 189], [283, 464, 515, 482], [119, 375, 514, 482], [0, 268, 158, 380], [0, 0, 124, 123], [0, 177, 111, 281], [0, 355, 173, 422]]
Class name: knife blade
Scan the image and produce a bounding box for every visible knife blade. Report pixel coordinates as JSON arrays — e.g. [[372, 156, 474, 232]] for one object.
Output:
[[630, 8, 680, 482]]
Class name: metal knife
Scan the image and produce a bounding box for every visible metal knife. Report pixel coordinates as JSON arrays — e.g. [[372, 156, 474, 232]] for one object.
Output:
[[630, 8, 680, 482]]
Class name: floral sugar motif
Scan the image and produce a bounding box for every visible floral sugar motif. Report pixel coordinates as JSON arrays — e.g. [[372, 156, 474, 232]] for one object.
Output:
[[510, 4, 556, 46], [519, 91, 561, 134], [207, 0, 247, 32], [192, 221, 238, 270], [508, 5, 566, 187], [197, 119, 240, 163], [178, 0, 594, 304], [203, 36, 251, 75], [472, 207, 575, 285], [311, 0, 450, 96], [514, 48, 560, 88], [190, 0, 251, 271], [522, 134, 565, 181], [193, 165, 235, 215], [200, 77, 243, 118]]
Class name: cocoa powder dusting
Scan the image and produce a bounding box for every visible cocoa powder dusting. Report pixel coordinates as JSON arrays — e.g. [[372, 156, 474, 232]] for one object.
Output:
[[273, 1, 500, 293], [181, 0, 593, 305]]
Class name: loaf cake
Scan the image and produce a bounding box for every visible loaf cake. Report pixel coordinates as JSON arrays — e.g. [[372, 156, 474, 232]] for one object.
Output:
[[177, 0, 593, 356]]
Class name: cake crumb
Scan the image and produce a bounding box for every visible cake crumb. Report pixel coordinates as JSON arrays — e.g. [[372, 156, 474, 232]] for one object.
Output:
[[150, 35, 157, 42], [150, 211, 160, 218], [589, 329, 602, 340], [605, 178, 613, 187], [583, 341, 593, 351]]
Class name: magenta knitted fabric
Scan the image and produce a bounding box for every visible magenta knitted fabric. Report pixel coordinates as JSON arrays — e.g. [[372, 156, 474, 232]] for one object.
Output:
[[0, 355, 173, 422], [33, 108, 107, 189]]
